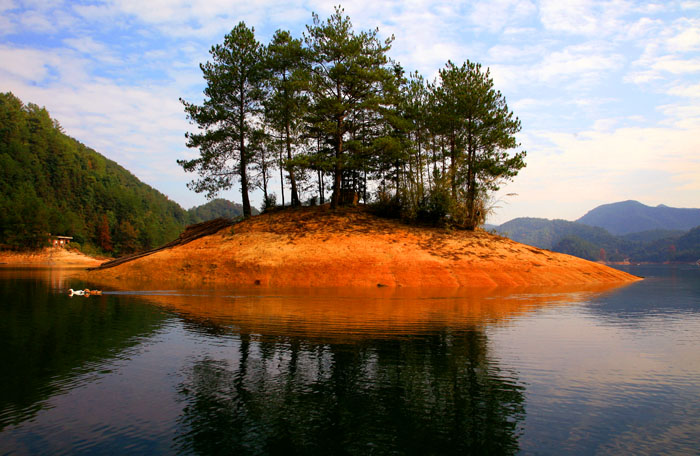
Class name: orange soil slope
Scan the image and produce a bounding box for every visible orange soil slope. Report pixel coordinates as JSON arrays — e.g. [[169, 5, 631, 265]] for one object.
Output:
[[89, 206, 640, 288]]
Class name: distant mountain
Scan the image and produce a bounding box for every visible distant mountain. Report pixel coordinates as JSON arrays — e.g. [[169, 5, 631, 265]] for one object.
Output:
[[496, 207, 700, 263], [577, 200, 700, 235], [187, 199, 256, 223]]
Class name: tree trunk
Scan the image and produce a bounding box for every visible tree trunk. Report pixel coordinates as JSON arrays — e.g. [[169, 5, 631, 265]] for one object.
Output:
[[417, 131, 425, 194], [262, 155, 269, 206], [240, 153, 251, 217], [331, 118, 343, 209], [285, 119, 300, 206], [279, 137, 285, 206], [317, 135, 325, 204], [239, 93, 251, 218], [318, 169, 324, 204], [465, 132, 476, 230], [450, 130, 457, 199]]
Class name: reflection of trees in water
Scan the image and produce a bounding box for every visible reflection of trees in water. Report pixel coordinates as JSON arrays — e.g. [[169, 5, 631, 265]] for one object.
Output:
[[175, 330, 525, 455]]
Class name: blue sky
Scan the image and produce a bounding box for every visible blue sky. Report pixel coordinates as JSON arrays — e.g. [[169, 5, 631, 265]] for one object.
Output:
[[1, 0, 699, 224]]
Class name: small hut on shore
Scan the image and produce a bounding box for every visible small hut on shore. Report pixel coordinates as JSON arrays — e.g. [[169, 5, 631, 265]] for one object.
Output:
[[49, 235, 73, 247]]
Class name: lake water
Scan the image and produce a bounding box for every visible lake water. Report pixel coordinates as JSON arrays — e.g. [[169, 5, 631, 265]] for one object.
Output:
[[0, 264, 698, 455]]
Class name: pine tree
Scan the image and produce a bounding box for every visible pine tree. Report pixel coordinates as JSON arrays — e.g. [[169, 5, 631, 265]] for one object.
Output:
[[432, 61, 526, 229], [264, 29, 309, 207], [179, 22, 266, 218], [304, 7, 394, 208]]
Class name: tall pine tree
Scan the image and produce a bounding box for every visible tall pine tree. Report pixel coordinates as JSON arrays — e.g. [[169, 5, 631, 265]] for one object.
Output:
[[179, 22, 266, 218], [264, 30, 309, 207], [304, 6, 394, 208]]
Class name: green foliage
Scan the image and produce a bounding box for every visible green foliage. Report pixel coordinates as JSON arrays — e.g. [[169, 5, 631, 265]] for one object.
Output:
[[0, 92, 188, 253], [304, 6, 395, 208], [179, 22, 266, 218], [264, 29, 310, 207], [553, 236, 600, 261], [673, 226, 700, 262], [186, 198, 250, 224], [414, 178, 453, 225], [427, 61, 525, 229], [179, 10, 526, 229]]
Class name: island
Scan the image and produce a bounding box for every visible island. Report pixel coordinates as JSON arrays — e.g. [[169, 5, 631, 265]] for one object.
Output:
[[89, 206, 640, 288]]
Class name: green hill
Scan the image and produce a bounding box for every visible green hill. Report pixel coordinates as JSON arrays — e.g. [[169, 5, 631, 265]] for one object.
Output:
[[187, 198, 256, 224], [0, 92, 191, 253], [497, 217, 632, 261], [577, 200, 700, 235]]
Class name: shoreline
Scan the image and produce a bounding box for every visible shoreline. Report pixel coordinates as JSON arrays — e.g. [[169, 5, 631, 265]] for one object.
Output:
[[0, 247, 107, 268]]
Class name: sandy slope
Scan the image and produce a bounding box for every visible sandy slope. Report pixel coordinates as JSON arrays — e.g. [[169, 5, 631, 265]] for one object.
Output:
[[89, 205, 640, 288], [0, 247, 105, 267]]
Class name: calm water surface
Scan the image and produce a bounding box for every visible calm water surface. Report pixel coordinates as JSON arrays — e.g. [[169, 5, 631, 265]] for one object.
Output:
[[0, 265, 698, 455]]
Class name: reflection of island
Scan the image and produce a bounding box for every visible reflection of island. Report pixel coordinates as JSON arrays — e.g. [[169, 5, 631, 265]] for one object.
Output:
[[0, 274, 167, 430], [134, 283, 628, 340], [131, 286, 622, 455], [175, 328, 525, 455]]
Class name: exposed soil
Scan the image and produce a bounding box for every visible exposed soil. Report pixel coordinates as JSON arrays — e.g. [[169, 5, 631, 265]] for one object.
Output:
[[88, 205, 641, 288], [0, 247, 106, 267]]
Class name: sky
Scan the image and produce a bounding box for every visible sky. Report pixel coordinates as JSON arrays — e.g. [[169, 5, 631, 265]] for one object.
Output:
[[1, 0, 699, 224]]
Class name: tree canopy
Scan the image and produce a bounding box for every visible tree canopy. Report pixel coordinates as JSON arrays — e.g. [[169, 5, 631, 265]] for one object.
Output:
[[179, 22, 266, 218], [181, 6, 526, 229]]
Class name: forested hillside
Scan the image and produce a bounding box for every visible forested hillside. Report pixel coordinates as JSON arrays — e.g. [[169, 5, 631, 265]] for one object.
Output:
[[187, 199, 255, 223], [0, 92, 189, 253], [497, 217, 632, 262]]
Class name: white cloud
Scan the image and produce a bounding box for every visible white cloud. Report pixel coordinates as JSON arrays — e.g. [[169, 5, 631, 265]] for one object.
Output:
[[651, 56, 700, 73], [668, 82, 700, 97], [680, 1, 700, 9], [538, 45, 622, 82], [469, 0, 536, 33], [492, 121, 700, 223], [539, 0, 633, 37], [623, 17, 663, 40], [489, 42, 622, 93], [63, 36, 123, 65], [666, 19, 700, 51], [487, 43, 545, 63], [0, 46, 79, 82]]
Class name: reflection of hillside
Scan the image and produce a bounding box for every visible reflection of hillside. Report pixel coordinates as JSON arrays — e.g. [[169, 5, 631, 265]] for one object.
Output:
[[175, 328, 526, 455], [0, 276, 167, 430], [135, 283, 627, 340], [0, 266, 88, 291]]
